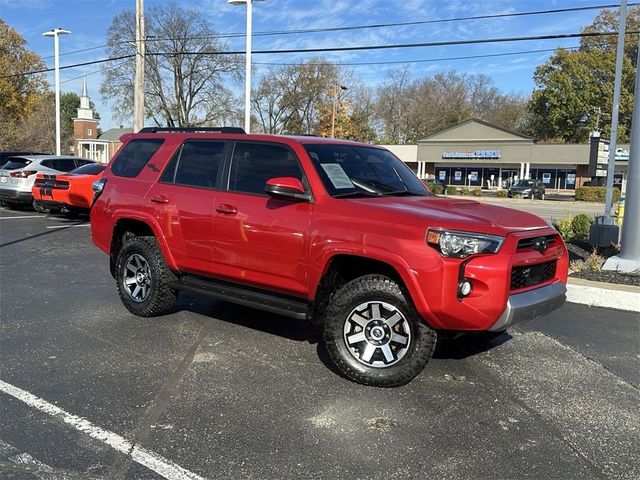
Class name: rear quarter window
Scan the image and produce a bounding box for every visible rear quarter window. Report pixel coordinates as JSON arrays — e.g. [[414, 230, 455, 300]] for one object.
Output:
[[2, 159, 32, 170], [111, 139, 164, 178]]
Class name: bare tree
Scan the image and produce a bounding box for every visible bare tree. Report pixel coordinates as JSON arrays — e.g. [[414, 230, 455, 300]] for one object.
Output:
[[102, 3, 242, 127], [374, 69, 527, 143], [252, 59, 341, 135]]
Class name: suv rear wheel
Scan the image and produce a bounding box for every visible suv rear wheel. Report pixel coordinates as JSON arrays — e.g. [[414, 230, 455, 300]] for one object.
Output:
[[115, 236, 177, 317], [323, 274, 436, 387]]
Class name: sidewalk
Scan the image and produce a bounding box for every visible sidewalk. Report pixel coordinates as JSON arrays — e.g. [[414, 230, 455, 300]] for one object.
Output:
[[566, 277, 640, 312]]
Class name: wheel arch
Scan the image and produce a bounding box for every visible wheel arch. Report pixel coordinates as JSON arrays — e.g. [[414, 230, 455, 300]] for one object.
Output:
[[312, 253, 431, 326], [109, 217, 176, 276]]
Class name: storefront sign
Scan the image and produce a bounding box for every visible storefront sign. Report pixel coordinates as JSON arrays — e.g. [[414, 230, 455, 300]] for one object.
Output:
[[442, 150, 501, 159], [470, 171, 478, 181], [454, 171, 462, 181], [542, 173, 551, 184], [438, 171, 446, 180], [566, 173, 576, 185]]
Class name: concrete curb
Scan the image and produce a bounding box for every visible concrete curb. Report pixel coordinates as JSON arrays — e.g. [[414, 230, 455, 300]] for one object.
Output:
[[566, 277, 640, 312]]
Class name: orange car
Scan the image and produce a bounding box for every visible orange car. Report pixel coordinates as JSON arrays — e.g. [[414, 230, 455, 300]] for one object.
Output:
[[32, 163, 106, 213]]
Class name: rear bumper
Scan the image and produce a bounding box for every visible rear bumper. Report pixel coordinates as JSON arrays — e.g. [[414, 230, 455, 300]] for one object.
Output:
[[0, 188, 32, 204], [488, 281, 566, 332]]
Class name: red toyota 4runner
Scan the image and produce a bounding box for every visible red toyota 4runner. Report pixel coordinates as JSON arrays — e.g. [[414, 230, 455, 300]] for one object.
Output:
[[91, 127, 568, 387]]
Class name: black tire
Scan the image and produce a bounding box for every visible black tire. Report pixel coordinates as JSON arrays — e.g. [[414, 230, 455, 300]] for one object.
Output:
[[323, 274, 436, 387], [115, 236, 177, 317], [32, 200, 49, 213]]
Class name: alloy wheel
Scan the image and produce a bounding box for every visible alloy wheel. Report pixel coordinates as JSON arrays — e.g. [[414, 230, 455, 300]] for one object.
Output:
[[122, 253, 152, 302], [343, 301, 412, 368]]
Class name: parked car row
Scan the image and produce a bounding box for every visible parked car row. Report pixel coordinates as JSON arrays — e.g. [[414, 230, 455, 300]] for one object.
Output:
[[0, 153, 104, 214]]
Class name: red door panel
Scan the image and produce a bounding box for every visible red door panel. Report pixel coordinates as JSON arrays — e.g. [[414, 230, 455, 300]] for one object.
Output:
[[212, 192, 312, 295]]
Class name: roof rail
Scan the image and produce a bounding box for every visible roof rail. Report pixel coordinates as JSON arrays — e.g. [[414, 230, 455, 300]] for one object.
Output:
[[138, 127, 246, 134]]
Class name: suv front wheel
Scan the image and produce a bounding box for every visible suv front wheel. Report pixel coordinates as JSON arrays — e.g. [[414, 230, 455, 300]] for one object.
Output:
[[323, 274, 436, 387], [115, 236, 177, 317]]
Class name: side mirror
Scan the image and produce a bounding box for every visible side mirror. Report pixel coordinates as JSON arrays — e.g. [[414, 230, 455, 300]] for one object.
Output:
[[265, 177, 311, 202]]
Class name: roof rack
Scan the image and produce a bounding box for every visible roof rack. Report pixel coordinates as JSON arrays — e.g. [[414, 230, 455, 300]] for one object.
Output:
[[138, 127, 246, 134]]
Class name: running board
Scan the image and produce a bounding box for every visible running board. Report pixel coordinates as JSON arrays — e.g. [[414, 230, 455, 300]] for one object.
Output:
[[169, 275, 311, 320]]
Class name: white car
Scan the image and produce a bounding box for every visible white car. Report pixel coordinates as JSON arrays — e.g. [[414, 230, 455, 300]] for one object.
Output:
[[0, 155, 95, 211]]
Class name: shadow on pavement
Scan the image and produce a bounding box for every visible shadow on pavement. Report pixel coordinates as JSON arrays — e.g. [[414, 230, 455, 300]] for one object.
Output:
[[173, 288, 510, 373], [433, 331, 512, 360]]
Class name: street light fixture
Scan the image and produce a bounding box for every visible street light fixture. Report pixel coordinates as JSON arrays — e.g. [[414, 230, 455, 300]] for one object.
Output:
[[42, 28, 71, 156], [331, 83, 348, 138], [228, 0, 265, 134]]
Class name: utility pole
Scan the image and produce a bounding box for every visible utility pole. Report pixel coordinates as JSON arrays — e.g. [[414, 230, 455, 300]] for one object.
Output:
[[604, 33, 640, 273], [133, 0, 145, 132], [604, 0, 627, 222]]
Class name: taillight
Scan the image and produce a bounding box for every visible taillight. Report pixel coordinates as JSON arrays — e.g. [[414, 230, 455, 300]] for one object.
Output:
[[10, 170, 38, 178], [92, 177, 107, 204]]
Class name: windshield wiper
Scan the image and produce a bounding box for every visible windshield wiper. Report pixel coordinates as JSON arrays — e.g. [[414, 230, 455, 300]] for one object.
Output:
[[333, 191, 383, 199], [379, 189, 418, 196]]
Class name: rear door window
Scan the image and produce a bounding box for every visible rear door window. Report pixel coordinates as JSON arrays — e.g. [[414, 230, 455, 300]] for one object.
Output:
[[41, 158, 77, 171], [228, 142, 303, 195], [161, 140, 226, 189], [111, 139, 164, 178]]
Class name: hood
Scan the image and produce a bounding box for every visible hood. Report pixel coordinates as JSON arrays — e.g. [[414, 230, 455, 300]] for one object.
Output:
[[346, 196, 549, 234]]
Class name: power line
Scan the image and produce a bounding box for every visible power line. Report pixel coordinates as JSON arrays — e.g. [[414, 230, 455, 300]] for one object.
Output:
[[253, 46, 581, 67], [7, 30, 637, 79], [45, 2, 638, 60]]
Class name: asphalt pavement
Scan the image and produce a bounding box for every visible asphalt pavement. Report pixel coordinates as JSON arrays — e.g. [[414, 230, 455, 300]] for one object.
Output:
[[0, 211, 638, 480]]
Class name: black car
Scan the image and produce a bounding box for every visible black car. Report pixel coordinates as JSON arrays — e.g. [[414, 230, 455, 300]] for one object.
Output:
[[507, 179, 546, 199]]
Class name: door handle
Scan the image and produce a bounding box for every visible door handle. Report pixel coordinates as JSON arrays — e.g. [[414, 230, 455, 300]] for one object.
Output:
[[216, 204, 237, 215], [150, 195, 169, 204]]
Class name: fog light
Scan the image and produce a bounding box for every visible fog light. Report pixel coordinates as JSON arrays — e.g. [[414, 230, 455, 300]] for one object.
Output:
[[458, 279, 472, 297]]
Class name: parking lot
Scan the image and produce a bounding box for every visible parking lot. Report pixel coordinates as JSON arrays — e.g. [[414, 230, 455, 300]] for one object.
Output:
[[1, 210, 638, 480]]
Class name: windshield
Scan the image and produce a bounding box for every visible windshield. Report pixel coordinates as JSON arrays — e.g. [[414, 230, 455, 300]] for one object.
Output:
[[304, 144, 429, 198], [514, 180, 534, 187]]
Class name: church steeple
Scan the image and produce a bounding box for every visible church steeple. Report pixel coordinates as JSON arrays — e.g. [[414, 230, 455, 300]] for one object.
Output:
[[77, 77, 94, 120]]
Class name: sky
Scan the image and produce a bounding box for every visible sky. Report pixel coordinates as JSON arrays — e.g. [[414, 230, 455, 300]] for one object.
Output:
[[0, 0, 621, 131]]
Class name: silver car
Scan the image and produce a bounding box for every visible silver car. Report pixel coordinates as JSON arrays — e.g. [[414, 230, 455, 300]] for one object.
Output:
[[0, 155, 95, 210]]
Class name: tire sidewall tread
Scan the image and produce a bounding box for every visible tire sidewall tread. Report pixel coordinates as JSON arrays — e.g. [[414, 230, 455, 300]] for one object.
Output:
[[323, 274, 436, 388], [115, 236, 176, 317]]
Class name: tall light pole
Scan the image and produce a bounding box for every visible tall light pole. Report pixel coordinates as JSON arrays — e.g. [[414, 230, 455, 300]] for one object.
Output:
[[331, 83, 347, 138], [604, 0, 627, 222], [604, 33, 640, 273], [42, 28, 71, 156], [228, 0, 264, 133]]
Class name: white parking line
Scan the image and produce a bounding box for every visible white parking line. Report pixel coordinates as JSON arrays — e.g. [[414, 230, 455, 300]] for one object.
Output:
[[0, 379, 208, 480], [45, 224, 90, 229], [0, 215, 45, 220]]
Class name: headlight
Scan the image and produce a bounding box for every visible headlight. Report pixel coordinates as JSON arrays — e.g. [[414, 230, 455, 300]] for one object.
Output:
[[426, 229, 504, 258]]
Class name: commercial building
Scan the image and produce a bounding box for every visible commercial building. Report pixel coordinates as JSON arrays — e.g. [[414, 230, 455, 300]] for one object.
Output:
[[384, 119, 629, 192]]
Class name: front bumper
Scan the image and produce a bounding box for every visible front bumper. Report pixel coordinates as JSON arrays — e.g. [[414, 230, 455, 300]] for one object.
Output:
[[488, 281, 566, 332], [0, 188, 33, 204]]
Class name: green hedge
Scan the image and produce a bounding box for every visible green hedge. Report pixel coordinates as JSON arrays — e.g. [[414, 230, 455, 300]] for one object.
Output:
[[575, 186, 621, 203], [446, 186, 458, 195], [496, 189, 507, 198], [426, 182, 444, 194]]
